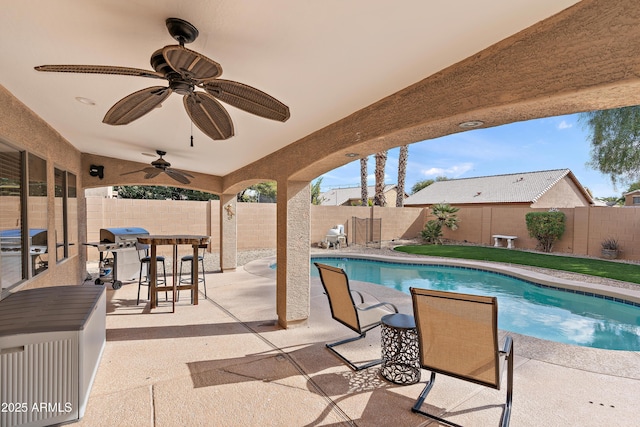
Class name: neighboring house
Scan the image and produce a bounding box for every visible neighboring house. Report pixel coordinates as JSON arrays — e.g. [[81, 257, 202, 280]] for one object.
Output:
[[623, 189, 640, 206], [319, 184, 405, 206], [405, 169, 593, 208]]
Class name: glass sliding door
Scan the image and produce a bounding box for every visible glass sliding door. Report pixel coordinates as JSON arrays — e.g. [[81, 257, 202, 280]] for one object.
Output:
[[0, 142, 23, 291]]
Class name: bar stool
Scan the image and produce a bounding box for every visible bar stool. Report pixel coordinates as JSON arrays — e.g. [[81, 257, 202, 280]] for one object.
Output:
[[136, 243, 168, 305], [178, 245, 207, 302]]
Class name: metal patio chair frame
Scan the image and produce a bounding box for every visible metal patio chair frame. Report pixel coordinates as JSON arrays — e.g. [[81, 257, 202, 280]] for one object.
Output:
[[410, 287, 514, 427], [314, 262, 398, 371]]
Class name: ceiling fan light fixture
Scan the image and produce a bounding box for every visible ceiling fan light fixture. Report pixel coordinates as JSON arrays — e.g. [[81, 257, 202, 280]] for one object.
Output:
[[458, 120, 484, 129]]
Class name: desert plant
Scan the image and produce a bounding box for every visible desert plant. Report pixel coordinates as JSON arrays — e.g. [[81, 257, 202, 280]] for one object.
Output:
[[421, 220, 443, 244], [601, 237, 620, 250], [525, 211, 566, 252], [430, 203, 460, 230], [420, 203, 460, 244], [600, 237, 620, 259]]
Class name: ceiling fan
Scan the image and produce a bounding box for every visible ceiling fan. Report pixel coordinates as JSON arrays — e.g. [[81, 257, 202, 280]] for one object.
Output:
[[121, 150, 194, 184], [35, 18, 290, 141]]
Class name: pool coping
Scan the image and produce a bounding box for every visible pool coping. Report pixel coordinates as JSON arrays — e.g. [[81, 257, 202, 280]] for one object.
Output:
[[244, 252, 640, 378]]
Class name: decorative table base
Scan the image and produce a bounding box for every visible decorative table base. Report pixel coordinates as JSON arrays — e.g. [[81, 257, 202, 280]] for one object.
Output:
[[380, 313, 421, 385]]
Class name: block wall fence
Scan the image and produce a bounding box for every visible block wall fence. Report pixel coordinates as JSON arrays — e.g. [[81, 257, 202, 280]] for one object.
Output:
[[439, 205, 640, 260], [84, 197, 640, 262]]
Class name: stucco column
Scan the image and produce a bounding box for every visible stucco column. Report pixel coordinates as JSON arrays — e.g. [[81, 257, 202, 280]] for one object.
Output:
[[276, 180, 310, 328], [219, 194, 237, 272]]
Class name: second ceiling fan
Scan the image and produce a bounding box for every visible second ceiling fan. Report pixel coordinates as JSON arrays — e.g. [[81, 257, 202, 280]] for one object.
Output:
[[35, 18, 290, 141]]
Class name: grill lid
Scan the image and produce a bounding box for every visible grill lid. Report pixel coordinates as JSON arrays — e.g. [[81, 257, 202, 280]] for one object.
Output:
[[100, 227, 149, 243]]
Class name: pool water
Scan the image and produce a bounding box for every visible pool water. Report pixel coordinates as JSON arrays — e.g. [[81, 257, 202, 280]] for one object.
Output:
[[311, 257, 640, 351]]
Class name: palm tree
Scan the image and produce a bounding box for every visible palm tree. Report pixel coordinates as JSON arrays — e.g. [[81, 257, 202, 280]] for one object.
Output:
[[374, 151, 387, 206], [360, 157, 368, 206], [396, 145, 408, 207]]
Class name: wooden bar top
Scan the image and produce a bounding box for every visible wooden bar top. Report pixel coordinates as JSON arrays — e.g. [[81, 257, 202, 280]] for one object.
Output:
[[137, 235, 210, 245]]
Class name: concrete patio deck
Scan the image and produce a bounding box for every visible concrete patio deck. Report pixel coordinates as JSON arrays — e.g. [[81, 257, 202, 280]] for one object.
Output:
[[77, 254, 640, 426]]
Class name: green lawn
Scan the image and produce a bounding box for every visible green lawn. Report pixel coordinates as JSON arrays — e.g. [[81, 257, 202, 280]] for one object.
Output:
[[395, 245, 640, 284]]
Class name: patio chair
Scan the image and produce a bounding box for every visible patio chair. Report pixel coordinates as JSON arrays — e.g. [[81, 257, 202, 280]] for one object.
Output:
[[178, 244, 208, 302], [136, 242, 168, 305], [314, 262, 398, 371], [410, 288, 513, 427]]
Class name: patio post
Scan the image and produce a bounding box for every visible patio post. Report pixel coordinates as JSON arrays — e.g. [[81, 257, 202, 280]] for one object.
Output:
[[276, 179, 311, 328], [220, 194, 237, 272]]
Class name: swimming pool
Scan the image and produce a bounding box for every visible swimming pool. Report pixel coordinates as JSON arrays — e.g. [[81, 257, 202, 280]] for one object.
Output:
[[310, 257, 640, 351]]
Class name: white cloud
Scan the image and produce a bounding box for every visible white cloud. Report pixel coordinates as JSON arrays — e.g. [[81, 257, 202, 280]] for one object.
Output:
[[558, 120, 572, 130], [421, 162, 474, 178]]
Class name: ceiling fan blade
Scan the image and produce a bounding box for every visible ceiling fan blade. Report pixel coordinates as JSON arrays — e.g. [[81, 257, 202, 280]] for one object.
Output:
[[34, 64, 165, 79], [122, 166, 158, 175], [144, 169, 163, 179], [184, 92, 234, 140], [103, 86, 171, 125], [173, 169, 194, 178], [204, 79, 290, 122], [162, 45, 222, 82], [165, 168, 192, 185]]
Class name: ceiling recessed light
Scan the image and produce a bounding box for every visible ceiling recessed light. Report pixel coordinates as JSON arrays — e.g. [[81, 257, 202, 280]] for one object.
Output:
[[75, 96, 96, 106], [459, 120, 484, 129], [345, 153, 359, 158]]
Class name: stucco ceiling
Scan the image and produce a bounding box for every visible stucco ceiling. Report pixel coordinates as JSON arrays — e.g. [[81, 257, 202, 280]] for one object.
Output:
[[0, 1, 582, 180]]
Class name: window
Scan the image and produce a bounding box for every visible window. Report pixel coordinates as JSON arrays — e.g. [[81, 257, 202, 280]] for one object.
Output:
[[0, 143, 23, 290], [67, 172, 77, 258], [54, 168, 77, 262], [28, 153, 48, 276], [55, 167, 66, 261], [0, 140, 82, 298], [633, 196, 640, 205]]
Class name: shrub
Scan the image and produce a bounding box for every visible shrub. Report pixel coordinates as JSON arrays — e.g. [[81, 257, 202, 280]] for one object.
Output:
[[421, 220, 443, 244], [525, 211, 566, 252]]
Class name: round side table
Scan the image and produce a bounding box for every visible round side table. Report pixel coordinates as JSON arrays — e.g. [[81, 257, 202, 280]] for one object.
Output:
[[380, 313, 421, 385]]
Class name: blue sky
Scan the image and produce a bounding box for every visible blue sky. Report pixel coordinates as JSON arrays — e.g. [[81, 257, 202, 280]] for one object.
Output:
[[317, 113, 621, 199]]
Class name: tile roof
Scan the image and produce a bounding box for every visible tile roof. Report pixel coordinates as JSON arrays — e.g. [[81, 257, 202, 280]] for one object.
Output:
[[319, 185, 396, 206], [405, 169, 589, 205]]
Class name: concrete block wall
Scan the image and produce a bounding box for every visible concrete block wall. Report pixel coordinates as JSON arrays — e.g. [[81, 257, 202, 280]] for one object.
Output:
[[441, 204, 640, 260], [85, 198, 210, 260], [28, 197, 48, 230], [85, 198, 426, 261], [84, 196, 640, 261], [237, 202, 277, 250], [311, 205, 425, 246], [1, 197, 20, 228], [586, 207, 640, 260]]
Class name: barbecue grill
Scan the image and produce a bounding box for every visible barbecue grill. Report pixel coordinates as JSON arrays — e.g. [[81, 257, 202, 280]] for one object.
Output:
[[84, 227, 150, 289], [0, 228, 49, 276]]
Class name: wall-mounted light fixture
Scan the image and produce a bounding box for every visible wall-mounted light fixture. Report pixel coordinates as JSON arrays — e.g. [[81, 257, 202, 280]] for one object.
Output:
[[89, 164, 104, 179]]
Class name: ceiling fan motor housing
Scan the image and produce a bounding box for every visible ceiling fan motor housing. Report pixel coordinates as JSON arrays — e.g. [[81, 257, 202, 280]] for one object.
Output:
[[166, 17, 199, 45]]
